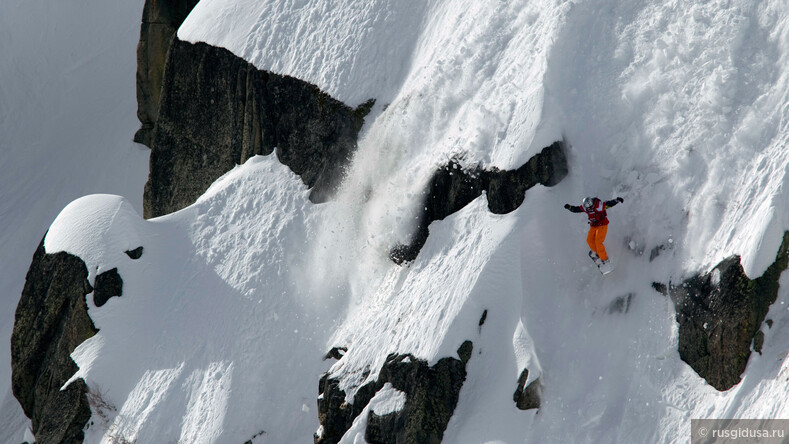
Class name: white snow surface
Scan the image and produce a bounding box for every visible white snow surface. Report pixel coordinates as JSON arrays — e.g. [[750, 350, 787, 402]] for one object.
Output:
[[5, 0, 789, 443], [181, 0, 789, 277]]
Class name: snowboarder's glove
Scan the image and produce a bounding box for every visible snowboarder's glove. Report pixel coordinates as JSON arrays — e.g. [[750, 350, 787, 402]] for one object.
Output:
[[564, 204, 571, 210], [617, 197, 624, 203]]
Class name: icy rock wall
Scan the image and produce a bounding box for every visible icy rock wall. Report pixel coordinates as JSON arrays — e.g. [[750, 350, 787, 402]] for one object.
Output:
[[391, 141, 568, 263], [317, 342, 472, 444], [11, 240, 97, 444], [660, 231, 789, 390], [144, 38, 373, 218], [135, 0, 200, 147]]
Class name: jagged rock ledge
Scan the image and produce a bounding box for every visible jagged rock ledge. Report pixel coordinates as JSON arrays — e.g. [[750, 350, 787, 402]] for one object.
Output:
[[657, 231, 789, 390], [135, 0, 200, 147], [513, 369, 542, 411], [391, 141, 568, 264], [316, 341, 472, 444], [144, 37, 374, 218], [11, 239, 99, 443]]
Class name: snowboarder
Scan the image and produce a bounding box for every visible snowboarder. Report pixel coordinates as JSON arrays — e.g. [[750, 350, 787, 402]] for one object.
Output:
[[563, 196, 624, 267]]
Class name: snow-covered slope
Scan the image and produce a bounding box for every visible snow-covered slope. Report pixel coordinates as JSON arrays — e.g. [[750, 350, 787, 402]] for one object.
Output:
[[47, 159, 331, 443], [10, 0, 789, 442], [182, 0, 789, 278], [0, 0, 148, 441]]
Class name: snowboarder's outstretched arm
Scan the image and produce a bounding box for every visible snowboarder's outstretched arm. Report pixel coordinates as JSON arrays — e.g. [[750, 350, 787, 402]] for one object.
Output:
[[564, 204, 584, 213], [604, 197, 624, 208], [563, 197, 623, 212]]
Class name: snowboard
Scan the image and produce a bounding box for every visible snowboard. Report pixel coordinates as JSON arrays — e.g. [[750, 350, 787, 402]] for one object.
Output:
[[589, 251, 614, 275]]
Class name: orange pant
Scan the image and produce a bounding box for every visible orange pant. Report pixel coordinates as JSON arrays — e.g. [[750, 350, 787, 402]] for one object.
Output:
[[587, 225, 609, 261]]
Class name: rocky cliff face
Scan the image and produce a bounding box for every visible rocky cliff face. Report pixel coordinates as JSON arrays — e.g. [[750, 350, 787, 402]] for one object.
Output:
[[513, 369, 542, 411], [661, 232, 789, 390], [391, 141, 568, 264], [144, 38, 373, 218], [11, 239, 98, 444], [317, 342, 472, 444], [135, 0, 200, 147]]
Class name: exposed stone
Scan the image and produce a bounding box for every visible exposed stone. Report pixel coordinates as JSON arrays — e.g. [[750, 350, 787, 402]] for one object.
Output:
[[651, 282, 668, 296], [145, 38, 372, 218], [243, 430, 266, 444], [457, 340, 473, 365], [666, 231, 789, 390], [11, 237, 98, 443], [135, 0, 200, 146], [391, 141, 567, 264], [486, 141, 567, 214], [316, 342, 472, 444], [316, 373, 368, 444], [513, 368, 541, 410], [34, 378, 92, 444], [324, 347, 348, 361], [365, 409, 405, 444], [649, 245, 664, 262], [753, 330, 765, 355], [93, 268, 123, 308], [478, 309, 488, 332], [125, 246, 144, 259]]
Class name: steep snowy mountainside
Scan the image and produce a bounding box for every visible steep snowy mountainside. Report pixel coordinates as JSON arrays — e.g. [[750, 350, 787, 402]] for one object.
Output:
[[180, 0, 564, 171], [0, 0, 148, 441], [11, 0, 789, 442], [544, 0, 789, 278], [180, 0, 789, 441], [46, 157, 347, 443], [182, 0, 789, 278]]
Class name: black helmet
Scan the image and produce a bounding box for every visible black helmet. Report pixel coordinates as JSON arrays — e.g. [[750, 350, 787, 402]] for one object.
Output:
[[582, 197, 595, 210]]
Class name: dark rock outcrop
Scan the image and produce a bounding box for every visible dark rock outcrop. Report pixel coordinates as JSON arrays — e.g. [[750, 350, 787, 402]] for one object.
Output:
[[11, 238, 98, 444], [391, 141, 568, 263], [93, 268, 123, 308], [316, 342, 472, 444], [135, 0, 200, 146], [666, 231, 789, 390], [144, 38, 373, 218], [324, 347, 348, 361], [513, 368, 541, 410], [125, 246, 144, 259]]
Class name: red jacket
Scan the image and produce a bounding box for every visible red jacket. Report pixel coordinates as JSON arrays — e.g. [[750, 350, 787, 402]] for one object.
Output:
[[566, 198, 621, 227]]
